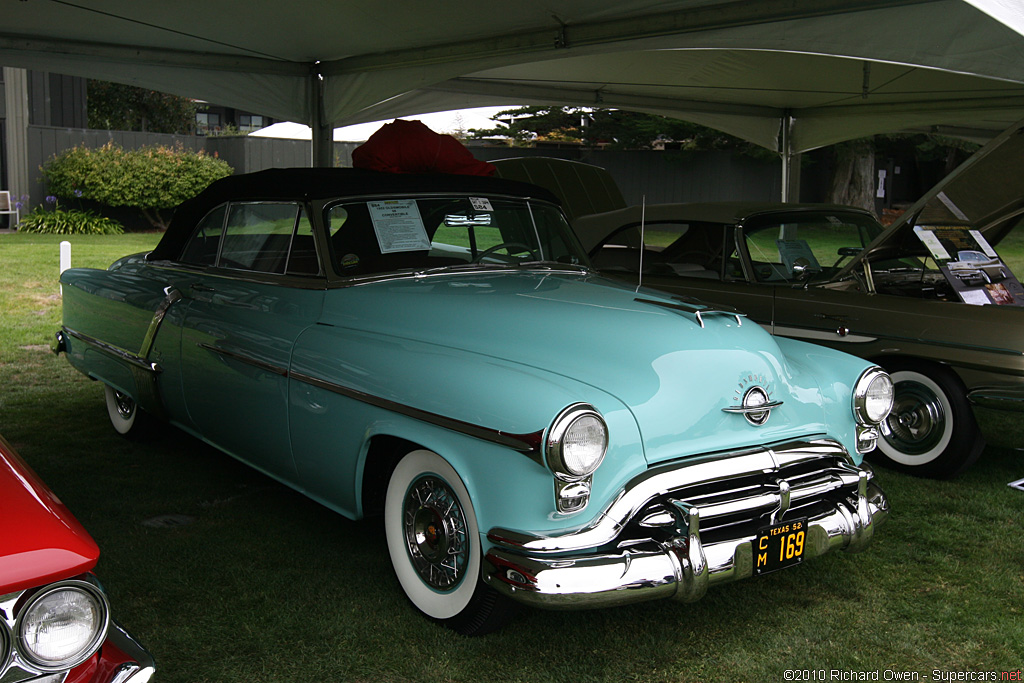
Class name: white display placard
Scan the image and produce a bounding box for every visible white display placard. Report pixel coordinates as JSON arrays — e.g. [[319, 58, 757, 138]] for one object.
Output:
[[368, 200, 431, 253], [960, 289, 990, 306], [913, 226, 951, 261], [970, 230, 999, 259]]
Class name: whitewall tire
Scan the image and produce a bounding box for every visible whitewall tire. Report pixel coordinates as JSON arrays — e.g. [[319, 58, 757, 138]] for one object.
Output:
[[384, 449, 515, 634], [103, 384, 156, 439], [873, 361, 983, 478]]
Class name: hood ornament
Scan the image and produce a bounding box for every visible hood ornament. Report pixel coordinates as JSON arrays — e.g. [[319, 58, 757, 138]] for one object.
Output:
[[723, 380, 783, 426]]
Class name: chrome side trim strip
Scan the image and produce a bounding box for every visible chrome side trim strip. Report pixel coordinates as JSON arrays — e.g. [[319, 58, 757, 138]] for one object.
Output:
[[197, 343, 288, 377], [290, 370, 544, 456], [193, 343, 544, 455], [967, 386, 1024, 411], [772, 324, 877, 344], [775, 324, 1023, 357], [138, 287, 182, 359], [63, 327, 161, 373]]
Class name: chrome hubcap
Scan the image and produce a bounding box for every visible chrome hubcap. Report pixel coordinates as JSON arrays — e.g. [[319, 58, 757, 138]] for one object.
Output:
[[402, 475, 469, 590], [113, 390, 136, 420], [881, 380, 945, 455]]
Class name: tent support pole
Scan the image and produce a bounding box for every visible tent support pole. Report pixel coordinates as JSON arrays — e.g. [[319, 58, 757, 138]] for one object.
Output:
[[779, 110, 801, 202], [4, 68, 30, 214], [311, 69, 333, 167]]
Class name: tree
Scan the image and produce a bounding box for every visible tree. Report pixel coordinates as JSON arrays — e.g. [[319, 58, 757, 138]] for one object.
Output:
[[828, 139, 877, 211], [828, 134, 979, 211], [87, 81, 197, 134], [469, 106, 583, 145], [467, 105, 774, 158]]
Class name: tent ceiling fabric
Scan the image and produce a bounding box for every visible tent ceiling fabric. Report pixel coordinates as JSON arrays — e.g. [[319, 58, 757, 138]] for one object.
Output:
[[3, 0, 1024, 155], [356, 49, 1024, 152]]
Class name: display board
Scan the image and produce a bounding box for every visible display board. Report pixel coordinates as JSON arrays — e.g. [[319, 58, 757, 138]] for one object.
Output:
[[914, 225, 1024, 305]]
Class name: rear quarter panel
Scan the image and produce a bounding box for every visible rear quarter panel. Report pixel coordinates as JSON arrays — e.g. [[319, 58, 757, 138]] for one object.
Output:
[[60, 260, 169, 397]]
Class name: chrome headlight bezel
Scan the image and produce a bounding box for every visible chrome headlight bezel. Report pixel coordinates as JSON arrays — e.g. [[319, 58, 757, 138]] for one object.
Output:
[[0, 612, 11, 675], [15, 578, 110, 672], [853, 366, 894, 425], [545, 403, 609, 480]]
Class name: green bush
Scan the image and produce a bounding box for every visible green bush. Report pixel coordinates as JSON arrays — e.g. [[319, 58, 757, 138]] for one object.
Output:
[[42, 142, 232, 230], [18, 205, 124, 235]]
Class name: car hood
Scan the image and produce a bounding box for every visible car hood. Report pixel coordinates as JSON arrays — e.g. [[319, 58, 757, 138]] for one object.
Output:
[[0, 436, 99, 594], [324, 270, 834, 465], [838, 116, 1024, 280]]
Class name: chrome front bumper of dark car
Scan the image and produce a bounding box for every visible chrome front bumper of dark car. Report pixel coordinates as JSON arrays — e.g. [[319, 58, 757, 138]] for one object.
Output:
[[483, 438, 888, 609]]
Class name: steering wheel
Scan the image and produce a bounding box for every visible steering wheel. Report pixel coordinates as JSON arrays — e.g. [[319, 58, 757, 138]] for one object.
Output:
[[472, 241, 539, 263]]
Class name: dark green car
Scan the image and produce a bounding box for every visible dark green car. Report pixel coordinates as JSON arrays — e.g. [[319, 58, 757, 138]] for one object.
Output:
[[496, 120, 1024, 477]]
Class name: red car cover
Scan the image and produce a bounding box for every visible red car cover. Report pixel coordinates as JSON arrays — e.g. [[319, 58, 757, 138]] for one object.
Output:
[[352, 119, 496, 176]]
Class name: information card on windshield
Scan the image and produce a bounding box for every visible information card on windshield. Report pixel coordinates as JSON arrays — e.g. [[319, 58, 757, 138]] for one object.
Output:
[[368, 199, 431, 253]]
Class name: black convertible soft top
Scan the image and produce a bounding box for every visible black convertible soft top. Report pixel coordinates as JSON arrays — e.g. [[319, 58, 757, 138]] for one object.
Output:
[[151, 167, 561, 262]]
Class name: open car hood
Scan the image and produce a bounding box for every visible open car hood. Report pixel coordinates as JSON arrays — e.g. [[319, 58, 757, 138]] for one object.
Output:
[[837, 116, 1024, 280]]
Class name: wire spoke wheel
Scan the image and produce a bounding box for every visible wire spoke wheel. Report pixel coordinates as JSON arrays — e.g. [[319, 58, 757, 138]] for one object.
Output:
[[384, 449, 517, 634], [403, 475, 470, 591]]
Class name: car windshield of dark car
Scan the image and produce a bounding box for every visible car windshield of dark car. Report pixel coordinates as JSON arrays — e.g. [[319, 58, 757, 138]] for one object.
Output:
[[325, 196, 588, 277], [741, 211, 888, 284]]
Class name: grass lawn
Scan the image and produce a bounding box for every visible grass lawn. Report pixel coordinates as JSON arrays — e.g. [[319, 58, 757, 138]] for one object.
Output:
[[1, 232, 1022, 683]]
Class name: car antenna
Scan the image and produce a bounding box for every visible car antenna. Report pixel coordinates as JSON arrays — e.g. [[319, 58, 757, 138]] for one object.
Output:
[[636, 195, 646, 292]]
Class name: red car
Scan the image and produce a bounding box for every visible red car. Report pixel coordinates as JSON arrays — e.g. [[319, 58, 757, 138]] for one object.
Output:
[[0, 434, 154, 683]]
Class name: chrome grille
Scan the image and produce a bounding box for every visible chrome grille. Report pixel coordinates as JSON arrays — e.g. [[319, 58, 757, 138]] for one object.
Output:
[[626, 448, 860, 547]]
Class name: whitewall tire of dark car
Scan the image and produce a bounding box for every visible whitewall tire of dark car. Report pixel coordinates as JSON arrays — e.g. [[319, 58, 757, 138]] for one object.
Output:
[[874, 361, 984, 478], [103, 384, 155, 440], [384, 449, 515, 635]]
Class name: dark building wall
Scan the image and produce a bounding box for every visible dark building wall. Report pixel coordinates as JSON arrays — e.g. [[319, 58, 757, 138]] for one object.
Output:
[[28, 72, 87, 128]]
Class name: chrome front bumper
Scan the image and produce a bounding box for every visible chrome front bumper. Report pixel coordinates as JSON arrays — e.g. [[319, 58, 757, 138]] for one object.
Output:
[[483, 438, 888, 610], [100, 621, 156, 683]]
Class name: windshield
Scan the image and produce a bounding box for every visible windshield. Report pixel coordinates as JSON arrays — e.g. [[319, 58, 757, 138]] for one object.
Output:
[[325, 195, 588, 277], [742, 210, 886, 283]]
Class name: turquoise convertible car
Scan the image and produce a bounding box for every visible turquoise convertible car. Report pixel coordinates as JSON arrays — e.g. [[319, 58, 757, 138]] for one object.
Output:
[[56, 168, 892, 634]]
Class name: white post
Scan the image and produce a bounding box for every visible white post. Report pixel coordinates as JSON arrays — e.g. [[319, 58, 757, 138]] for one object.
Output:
[[59, 241, 71, 295]]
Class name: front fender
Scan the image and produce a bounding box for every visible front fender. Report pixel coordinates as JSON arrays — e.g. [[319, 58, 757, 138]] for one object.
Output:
[[287, 324, 646, 535], [773, 336, 875, 462]]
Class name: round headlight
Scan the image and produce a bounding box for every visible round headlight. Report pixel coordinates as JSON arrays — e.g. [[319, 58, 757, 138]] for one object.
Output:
[[17, 580, 109, 671], [546, 404, 609, 478], [854, 367, 894, 425]]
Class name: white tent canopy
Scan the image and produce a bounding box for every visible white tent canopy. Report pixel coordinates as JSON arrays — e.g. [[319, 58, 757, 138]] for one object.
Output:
[[4, 0, 1024, 165]]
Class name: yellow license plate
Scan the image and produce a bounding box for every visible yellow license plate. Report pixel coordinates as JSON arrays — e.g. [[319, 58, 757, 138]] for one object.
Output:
[[754, 518, 807, 575]]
